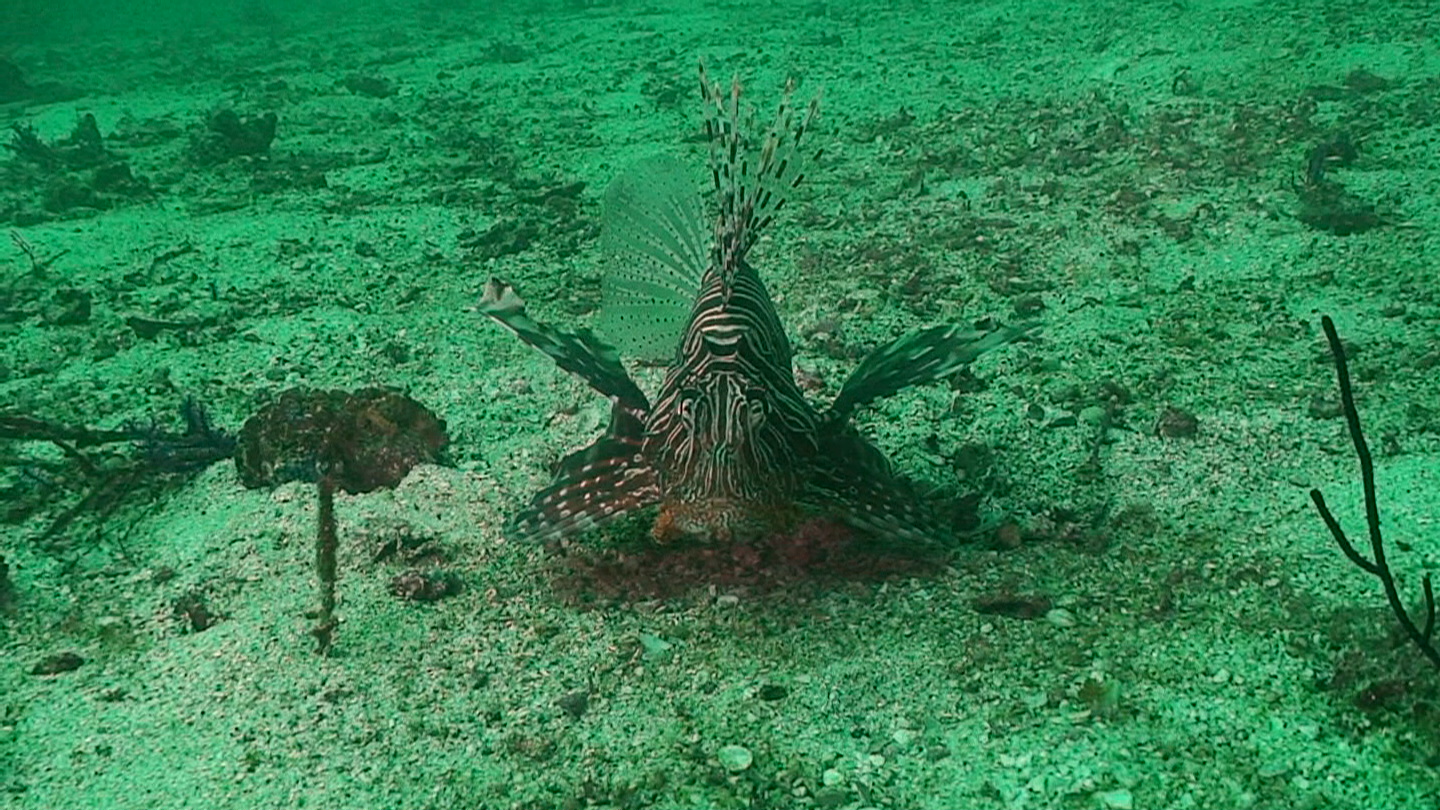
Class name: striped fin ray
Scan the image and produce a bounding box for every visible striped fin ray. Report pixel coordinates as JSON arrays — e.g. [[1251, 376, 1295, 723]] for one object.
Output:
[[699, 62, 821, 284], [479, 278, 649, 412], [510, 406, 661, 543], [805, 424, 943, 546], [597, 155, 709, 362], [828, 321, 1035, 422]]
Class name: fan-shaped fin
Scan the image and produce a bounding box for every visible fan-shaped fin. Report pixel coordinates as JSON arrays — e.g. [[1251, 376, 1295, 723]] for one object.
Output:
[[829, 322, 1035, 421], [597, 154, 709, 362]]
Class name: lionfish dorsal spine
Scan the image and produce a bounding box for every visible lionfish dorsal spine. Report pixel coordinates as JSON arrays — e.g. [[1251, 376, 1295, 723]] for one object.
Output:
[[699, 63, 821, 287]]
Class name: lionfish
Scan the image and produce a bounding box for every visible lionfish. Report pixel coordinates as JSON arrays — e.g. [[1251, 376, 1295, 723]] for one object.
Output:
[[481, 64, 1026, 547]]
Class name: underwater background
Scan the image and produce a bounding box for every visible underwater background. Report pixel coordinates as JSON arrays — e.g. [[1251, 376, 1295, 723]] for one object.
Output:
[[2, 0, 1438, 807]]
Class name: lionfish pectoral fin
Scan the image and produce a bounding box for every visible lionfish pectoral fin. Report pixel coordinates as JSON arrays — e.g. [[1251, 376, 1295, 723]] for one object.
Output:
[[805, 426, 945, 547], [510, 405, 661, 543], [597, 154, 709, 362], [480, 278, 650, 412], [828, 321, 1036, 420]]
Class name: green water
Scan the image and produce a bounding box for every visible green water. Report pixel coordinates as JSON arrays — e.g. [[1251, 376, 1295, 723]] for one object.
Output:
[[2, 1, 1437, 807]]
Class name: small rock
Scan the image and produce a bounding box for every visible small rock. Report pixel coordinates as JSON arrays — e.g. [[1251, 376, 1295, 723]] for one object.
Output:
[[0, 554, 12, 612], [1155, 405, 1198, 438], [389, 569, 462, 602], [1257, 760, 1290, 779], [1078, 405, 1107, 427], [758, 684, 788, 701], [1307, 394, 1343, 420], [31, 651, 84, 675], [341, 74, 396, 98], [1045, 607, 1077, 628], [1013, 294, 1045, 317], [172, 590, 219, 632], [973, 593, 1052, 620], [1097, 788, 1133, 809], [638, 632, 673, 662], [717, 744, 753, 772], [556, 689, 589, 720], [994, 522, 1024, 550]]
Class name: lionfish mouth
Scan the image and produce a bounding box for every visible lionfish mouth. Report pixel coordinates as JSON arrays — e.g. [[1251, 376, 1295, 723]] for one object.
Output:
[[652, 497, 801, 545]]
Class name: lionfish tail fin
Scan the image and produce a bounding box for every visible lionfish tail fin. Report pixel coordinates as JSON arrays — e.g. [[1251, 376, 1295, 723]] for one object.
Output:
[[829, 321, 1036, 421], [510, 406, 661, 543], [699, 61, 821, 282], [480, 278, 650, 412]]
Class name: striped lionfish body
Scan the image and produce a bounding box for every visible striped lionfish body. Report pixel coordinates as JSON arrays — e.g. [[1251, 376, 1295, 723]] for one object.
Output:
[[482, 64, 1026, 547]]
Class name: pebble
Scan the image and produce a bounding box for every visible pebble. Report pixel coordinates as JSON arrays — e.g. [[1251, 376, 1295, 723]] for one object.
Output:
[[30, 651, 84, 676], [1045, 607, 1076, 628], [638, 633, 673, 662], [1047, 413, 1078, 429], [1258, 760, 1290, 779], [1097, 788, 1134, 809], [717, 744, 753, 772]]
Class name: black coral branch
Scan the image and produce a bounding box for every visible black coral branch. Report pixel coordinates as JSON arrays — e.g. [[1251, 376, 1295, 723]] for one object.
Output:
[[1309, 314, 1438, 670]]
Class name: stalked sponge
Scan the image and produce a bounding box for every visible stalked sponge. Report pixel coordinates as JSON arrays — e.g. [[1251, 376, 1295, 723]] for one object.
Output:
[[235, 386, 447, 494]]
